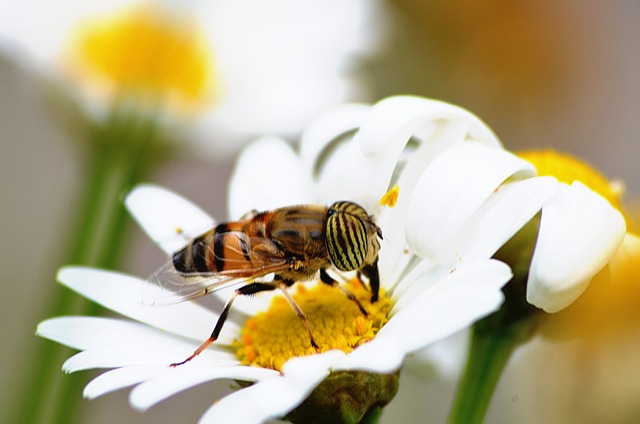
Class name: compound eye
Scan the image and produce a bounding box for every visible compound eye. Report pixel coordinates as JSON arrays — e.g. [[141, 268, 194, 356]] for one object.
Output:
[[325, 204, 368, 271]]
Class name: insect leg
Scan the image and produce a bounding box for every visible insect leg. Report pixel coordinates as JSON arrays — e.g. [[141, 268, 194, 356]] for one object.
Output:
[[319, 268, 368, 316], [276, 279, 320, 350], [359, 260, 380, 302], [170, 282, 277, 367]]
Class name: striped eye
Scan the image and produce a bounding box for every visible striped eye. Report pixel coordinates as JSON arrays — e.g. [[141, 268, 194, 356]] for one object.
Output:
[[325, 201, 369, 271]]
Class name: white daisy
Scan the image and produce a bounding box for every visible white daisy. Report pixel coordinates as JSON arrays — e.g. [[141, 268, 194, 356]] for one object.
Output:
[[38, 96, 558, 422], [0, 0, 385, 155]]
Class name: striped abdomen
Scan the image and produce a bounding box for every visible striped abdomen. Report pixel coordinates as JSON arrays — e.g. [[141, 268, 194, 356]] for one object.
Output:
[[172, 222, 253, 274]]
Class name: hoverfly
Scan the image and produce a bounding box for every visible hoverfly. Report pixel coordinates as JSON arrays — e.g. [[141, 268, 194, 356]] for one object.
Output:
[[148, 201, 383, 366]]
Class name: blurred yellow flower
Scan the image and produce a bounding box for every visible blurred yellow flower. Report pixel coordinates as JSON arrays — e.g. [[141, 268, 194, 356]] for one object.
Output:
[[65, 3, 215, 114], [542, 232, 640, 340], [528, 228, 640, 424], [519, 149, 627, 221], [0, 0, 387, 155]]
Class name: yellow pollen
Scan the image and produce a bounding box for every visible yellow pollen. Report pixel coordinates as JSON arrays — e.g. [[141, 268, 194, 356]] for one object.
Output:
[[242, 333, 252, 345], [354, 315, 368, 336], [245, 318, 258, 331], [380, 185, 400, 208], [64, 3, 215, 112], [518, 150, 625, 212], [244, 346, 257, 363], [234, 278, 393, 372]]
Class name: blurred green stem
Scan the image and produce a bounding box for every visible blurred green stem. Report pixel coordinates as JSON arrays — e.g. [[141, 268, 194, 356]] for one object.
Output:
[[11, 107, 162, 424]]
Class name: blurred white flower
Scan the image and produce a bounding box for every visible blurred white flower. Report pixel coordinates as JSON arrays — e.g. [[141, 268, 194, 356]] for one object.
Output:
[[0, 0, 387, 156]]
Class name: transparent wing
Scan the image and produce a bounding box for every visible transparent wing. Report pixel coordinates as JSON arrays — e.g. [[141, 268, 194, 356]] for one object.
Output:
[[142, 259, 291, 306]]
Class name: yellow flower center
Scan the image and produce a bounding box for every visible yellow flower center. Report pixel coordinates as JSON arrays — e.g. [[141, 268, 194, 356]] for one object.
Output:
[[518, 149, 625, 212], [234, 278, 393, 372], [65, 3, 215, 112], [379, 185, 400, 208]]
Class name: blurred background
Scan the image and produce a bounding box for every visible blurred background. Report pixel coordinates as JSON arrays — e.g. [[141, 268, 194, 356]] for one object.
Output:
[[1, 0, 638, 423]]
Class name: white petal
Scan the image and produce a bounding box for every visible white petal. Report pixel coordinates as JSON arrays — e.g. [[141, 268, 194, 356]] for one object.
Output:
[[199, 351, 344, 424], [391, 259, 509, 322], [311, 97, 502, 215], [407, 142, 535, 264], [390, 259, 447, 311], [39, 312, 236, 374], [62, 341, 237, 373], [130, 365, 279, 412], [312, 136, 381, 209], [451, 177, 560, 262], [376, 120, 471, 288], [299, 102, 371, 179], [382, 260, 509, 353], [84, 366, 168, 400], [308, 98, 475, 210], [392, 256, 507, 314], [56, 267, 239, 344], [358, 96, 502, 157], [37, 316, 157, 351], [36, 317, 142, 350], [280, 349, 347, 380], [312, 97, 484, 213], [227, 136, 313, 219], [526, 182, 626, 312], [125, 184, 214, 256], [335, 333, 406, 373], [377, 120, 471, 285]]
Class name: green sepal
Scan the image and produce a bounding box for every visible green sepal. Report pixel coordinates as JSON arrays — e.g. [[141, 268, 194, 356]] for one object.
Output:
[[286, 370, 400, 424]]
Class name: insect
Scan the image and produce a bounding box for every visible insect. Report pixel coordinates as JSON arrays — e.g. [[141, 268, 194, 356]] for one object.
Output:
[[147, 201, 383, 367]]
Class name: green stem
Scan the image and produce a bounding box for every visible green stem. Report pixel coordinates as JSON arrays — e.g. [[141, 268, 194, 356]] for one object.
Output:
[[10, 137, 113, 424], [9, 107, 163, 424], [51, 112, 160, 424], [447, 317, 520, 424], [448, 275, 540, 424]]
